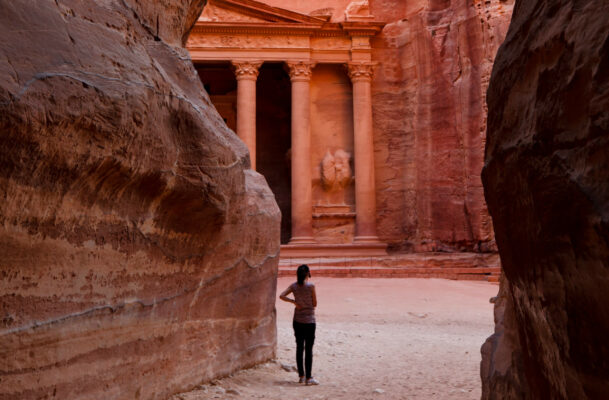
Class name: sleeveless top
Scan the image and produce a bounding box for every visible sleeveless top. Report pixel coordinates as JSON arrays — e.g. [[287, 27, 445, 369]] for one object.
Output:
[[291, 282, 316, 324]]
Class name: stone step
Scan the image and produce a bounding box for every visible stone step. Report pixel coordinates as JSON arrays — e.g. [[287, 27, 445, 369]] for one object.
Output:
[[280, 253, 500, 265], [279, 265, 500, 273], [278, 265, 501, 282], [279, 252, 501, 281]]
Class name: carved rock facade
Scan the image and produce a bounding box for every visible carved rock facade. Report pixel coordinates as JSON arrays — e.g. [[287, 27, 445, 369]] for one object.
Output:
[[481, 0, 609, 398], [0, 1, 280, 399]]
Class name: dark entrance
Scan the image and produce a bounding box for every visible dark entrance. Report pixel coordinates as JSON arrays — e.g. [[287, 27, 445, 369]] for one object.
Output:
[[256, 63, 292, 244], [194, 62, 237, 131], [195, 62, 292, 244]]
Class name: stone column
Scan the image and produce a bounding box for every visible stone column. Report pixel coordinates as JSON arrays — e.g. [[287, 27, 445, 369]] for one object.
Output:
[[347, 62, 380, 242], [232, 61, 262, 170], [286, 61, 316, 244]]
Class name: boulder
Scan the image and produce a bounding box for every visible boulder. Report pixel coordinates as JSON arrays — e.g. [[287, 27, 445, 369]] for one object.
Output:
[[0, 1, 280, 399], [481, 0, 609, 398]]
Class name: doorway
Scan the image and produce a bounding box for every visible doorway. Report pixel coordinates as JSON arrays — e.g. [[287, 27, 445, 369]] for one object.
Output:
[[256, 63, 292, 244], [195, 62, 292, 244]]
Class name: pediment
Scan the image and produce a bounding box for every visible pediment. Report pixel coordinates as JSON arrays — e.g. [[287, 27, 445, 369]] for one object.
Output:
[[199, 3, 270, 23], [198, 0, 327, 25]]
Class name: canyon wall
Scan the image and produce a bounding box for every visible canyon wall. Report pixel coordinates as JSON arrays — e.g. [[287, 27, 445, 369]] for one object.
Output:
[[0, 1, 280, 399], [481, 0, 609, 398], [370, 0, 513, 251]]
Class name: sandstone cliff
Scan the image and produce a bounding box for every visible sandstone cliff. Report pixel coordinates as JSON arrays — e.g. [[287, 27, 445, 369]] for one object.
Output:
[[370, 0, 513, 252], [481, 0, 609, 398], [0, 1, 280, 399]]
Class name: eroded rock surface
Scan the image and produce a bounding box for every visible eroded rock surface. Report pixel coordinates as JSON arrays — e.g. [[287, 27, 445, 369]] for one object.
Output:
[[480, 275, 527, 398], [0, 1, 280, 399], [370, 0, 514, 252], [481, 0, 609, 398]]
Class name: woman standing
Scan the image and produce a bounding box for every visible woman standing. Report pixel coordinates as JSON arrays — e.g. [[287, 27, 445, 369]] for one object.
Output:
[[279, 264, 319, 385]]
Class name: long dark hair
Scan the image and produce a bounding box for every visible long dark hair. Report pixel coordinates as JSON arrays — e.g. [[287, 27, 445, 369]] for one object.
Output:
[[296, 264, 310, 285]]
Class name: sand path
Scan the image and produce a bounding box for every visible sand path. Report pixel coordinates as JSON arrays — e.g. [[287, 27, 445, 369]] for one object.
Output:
[[173, 277, 498, 400]]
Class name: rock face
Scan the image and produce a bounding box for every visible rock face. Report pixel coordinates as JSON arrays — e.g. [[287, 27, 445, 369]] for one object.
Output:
[[370, 0, 514, 252], [0, 1, 280, 399], [480, 275, 528, 398], [481, 0, 609, 398]]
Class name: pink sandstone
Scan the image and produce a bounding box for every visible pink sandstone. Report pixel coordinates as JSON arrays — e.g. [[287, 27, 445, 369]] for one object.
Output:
[[0, 1, 280, 399], [481, 0, 609, 398], [188, 0, 513, 257], [370, 0, 514, 252]]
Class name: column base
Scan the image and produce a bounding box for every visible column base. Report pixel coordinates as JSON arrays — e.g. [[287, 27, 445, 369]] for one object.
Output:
[[288, 236, 316, 245], [353, 235, 382, 243]]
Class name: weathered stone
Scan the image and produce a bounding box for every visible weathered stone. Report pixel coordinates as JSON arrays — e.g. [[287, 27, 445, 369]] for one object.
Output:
[[481, 0, 609, 398], [0, 1, 280, 399], [370, 0, 514, 251], [480, 275, 528, 398]]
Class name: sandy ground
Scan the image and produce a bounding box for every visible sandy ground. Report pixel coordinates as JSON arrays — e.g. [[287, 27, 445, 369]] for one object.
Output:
[[172, 277, 498, 400]]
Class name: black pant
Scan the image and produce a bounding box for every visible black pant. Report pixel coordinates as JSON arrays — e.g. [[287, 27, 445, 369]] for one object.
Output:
[[293, 321, 316, 379]]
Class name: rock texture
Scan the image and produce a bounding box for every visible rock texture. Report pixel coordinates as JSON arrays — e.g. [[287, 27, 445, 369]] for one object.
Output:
[[481, 0, 609, 398], [370, 0, 513, 252], [0, 1, 280, 399], [480, 275, 528, 398]]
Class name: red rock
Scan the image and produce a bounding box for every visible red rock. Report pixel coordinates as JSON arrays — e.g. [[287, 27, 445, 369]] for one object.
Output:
[[481, 0, 609, 397], [0, 1, 280, 399], [370, 0, 513, 252]]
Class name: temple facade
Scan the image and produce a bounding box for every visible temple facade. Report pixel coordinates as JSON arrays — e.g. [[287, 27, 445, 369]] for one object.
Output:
[[187, 0, 513, 256]]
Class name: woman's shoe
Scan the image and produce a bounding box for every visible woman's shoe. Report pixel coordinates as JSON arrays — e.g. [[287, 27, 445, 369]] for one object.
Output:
[[306, 377, 319, 386], [298, 376, 306, 384]]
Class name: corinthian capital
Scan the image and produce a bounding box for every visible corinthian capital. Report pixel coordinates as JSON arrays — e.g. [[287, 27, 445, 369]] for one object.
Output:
[[286, 61, 316, 82], [346, 62, 376, 82], [232, 60, 263, 80]]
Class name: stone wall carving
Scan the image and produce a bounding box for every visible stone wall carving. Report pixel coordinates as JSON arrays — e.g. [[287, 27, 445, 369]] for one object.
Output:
[[347, 61, 375, 81], [310, 7, 334, 19], [187, 0, 512, 251], [232, 60, 263, 79], [188, 34, 309, 49], [345, 0, 371, 19], [310, 36, 351, 50], [286, 61, 316, 81], [321, 149, 352, 191]]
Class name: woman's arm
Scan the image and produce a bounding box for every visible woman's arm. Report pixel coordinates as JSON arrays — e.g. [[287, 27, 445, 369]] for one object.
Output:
[[279, 286, 297, 305], [311, 285, 317, 308]]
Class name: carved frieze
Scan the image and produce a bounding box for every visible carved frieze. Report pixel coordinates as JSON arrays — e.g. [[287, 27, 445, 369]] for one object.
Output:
[[188, 34, 309, 49], [310, 36, 351, 51], [351, 36, 371, 50]]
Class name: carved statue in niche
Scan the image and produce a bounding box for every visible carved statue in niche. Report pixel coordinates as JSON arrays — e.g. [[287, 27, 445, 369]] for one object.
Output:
[[321, 149, 352, 191]]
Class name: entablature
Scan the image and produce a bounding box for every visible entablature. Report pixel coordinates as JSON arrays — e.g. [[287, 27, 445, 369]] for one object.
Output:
[[187, 0, 385, 63]]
